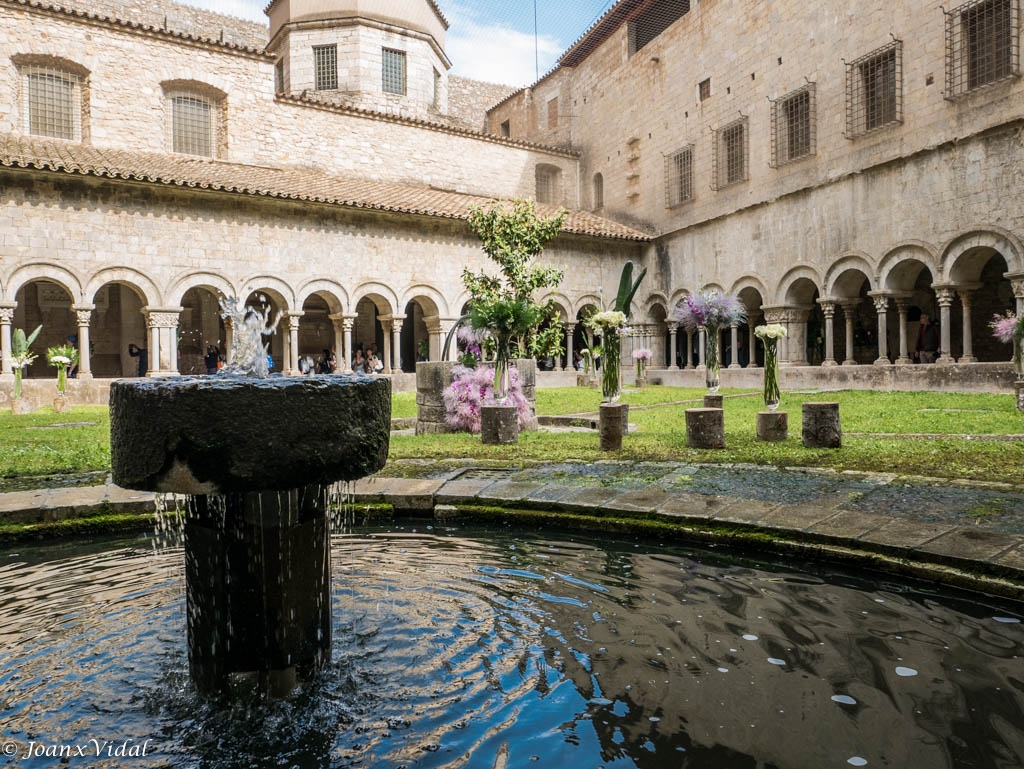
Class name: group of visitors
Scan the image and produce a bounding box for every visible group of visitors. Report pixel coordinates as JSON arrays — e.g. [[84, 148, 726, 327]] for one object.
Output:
[[299, 349, 338, 375], [352, 343, 384, 374]]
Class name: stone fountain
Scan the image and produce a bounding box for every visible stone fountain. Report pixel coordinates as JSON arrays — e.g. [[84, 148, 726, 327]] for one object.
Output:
[[109, 298, 390, 695]]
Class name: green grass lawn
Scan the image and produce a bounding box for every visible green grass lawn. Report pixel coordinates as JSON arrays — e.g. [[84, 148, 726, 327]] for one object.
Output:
[[2, 388, 1023, 485]]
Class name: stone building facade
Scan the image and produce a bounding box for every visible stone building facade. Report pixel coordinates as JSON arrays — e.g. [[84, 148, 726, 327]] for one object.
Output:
[[0, 0, 1021, 400]]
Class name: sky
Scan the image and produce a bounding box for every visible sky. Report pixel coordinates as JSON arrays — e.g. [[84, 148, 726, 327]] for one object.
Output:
[[178, 0, 616, 86]]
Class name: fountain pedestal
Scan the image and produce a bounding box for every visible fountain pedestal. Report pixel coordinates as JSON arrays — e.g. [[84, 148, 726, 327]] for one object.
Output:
[[110, 375, 390, 695]]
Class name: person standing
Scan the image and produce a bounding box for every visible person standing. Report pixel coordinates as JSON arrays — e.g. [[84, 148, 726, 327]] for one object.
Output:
[[128, 343, 148, 376], [204, 345, 220, 375], [914, 314, 940, 363]]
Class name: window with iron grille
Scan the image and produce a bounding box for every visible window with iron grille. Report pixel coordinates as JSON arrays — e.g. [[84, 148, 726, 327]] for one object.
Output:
[[845, 41, 902, 138], [382, 49, 407, 95], [24, 67, 80, 140], [628, 0, 691, 56], [713, 118, 748, 190], [698, 78, 711, 101], [593, 173, 604, 209], [945, 0, 1019, 98], [771, 83, 815, 166], [171, 94, 214, 157], [536, 165, 560, 204], [664, 146, 693, 207], [313, 45, 337, 91], [275, 59, 285, 93], [547, 97, 559, 129]]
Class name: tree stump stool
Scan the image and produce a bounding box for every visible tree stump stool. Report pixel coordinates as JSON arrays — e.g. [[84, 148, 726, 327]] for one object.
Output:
[[703, 394, 723, 409], [756, 411, 788, 442], [599, 403, 629, 451], [481, 404, 518, 445], [685, 407, 725, 449], [802, 402, 841, 448]]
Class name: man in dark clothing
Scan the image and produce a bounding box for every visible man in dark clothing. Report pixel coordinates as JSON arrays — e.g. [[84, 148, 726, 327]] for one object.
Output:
[[128, 343, 148, 376], [914, 314, 940, 363]]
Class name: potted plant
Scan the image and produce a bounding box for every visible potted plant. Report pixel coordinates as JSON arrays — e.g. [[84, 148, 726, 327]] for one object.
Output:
[[675, 290, 746, 393], [468, 298, 542, 403], [46, 343, 79, 413], [9, 324, 42, 414], [755, 324, 787, 411]]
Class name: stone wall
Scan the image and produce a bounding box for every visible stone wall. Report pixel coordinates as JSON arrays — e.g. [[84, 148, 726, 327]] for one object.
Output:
[[447, 76, 516, 132]]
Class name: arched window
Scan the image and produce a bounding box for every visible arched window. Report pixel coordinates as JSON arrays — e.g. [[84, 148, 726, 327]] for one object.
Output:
[[162, 81, 227, 158], [593, 173, 604, 210], [12, 55, 89, 141], [536, 164, 562, 205]]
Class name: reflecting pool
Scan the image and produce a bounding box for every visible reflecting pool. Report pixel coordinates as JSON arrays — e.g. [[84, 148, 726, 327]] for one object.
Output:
[[0, 526, 1022, 768]]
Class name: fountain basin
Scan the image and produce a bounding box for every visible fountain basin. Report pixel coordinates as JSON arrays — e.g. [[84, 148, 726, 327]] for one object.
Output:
[[110, 375, 390, 494]]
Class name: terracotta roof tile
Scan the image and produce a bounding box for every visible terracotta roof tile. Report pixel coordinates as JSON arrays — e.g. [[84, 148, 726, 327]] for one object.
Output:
[[0, 134, 651, 242]]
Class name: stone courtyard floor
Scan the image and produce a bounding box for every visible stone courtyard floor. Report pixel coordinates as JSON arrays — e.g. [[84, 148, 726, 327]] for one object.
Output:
[[4, 459, 1023, 599]]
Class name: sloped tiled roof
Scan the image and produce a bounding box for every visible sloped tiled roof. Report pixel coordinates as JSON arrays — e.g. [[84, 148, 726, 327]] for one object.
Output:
[[0, 134, 651, 242]]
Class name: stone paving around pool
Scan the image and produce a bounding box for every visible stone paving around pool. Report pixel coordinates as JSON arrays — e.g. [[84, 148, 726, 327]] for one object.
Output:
[[2, 460, 1023, 595]]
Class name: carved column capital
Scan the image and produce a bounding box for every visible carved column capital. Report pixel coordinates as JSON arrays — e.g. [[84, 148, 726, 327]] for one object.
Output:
[[871, 295, 889, 314], [0, 307, 14, 324], [75, 309, 93, 326], [818, 299, 836, 320], [934, 286, 957, 307]]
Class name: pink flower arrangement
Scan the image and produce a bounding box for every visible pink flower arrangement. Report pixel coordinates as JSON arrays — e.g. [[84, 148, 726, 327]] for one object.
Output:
[[990, 311, 1023, 344], [631, 348, 652, 361], [674, 290, 746, 331], [443, 364, 532, 433]]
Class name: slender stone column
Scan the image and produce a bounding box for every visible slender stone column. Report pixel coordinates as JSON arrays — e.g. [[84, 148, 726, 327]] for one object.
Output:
[[328, 313, 347, 372], [564, 322, 575, 372], [819, 301, 837, 366], [73, 306, 94, 378], [391, 316, 404, 373], [223, 317, 234, 365], [870, 294, 890, 365], [667, 322, 679, 370], [685, 329, 694, 369], [728, 322, 741, 369], [894, 297, 912, 364], [343, 316, 357, 370], [146, 312, 160, 376], [285, 312, 303, 375], [0, 305, 14, 380], [957, 286, 981, 363], [838, 300, 860, 366], [747, 316, 760, 369], [697, 326, 706, 370], [935, 287, 956, 365], [380, 319, 393, 374], [1009, 274, 1024, 316]]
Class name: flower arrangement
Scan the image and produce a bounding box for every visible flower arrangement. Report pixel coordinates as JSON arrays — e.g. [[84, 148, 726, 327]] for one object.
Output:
[[674, 290, 746, 393], [632, 348, 652, 380], [10, 325, 42, 400], [586, 310, 630, 402], [990, 311, 1024, 378], [46, 344, 78, 395], [443, 364, 532, 433], [456, 325, 487, 367], [755, 323, 787, 410], [468, 298, 542, 403]]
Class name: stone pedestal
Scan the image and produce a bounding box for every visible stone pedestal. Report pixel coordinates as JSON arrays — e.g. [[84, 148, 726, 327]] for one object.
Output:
[[185, 485, 330, 696], [703, 394, 723, 409], [635, 377, 647, 389], [576, 373, 590, 387], [802, 402, 842, 448], [416, 359, 538, 434], [481, 404, 518, 444], [1016, 380, 1024, 412], [756, 411, 788, 442], [52, 396, 70, 414], [10, 399, 33, 415], [599, 403, 629, 451], [685, 407, 725, 449]]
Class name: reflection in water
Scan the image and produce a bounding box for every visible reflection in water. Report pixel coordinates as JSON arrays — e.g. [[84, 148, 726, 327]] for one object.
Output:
[[0, 527, 1022, 768]]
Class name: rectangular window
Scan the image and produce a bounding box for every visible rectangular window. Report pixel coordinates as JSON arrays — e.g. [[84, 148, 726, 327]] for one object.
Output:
[[771, 84, 815, 166], [26, 68, 78, 140], [275, 59, 285, 93], [313, 45, 337, 91], [433, 68, 441, 108], [547, 97, 559, 129], [946, 0, 1019, 97], [500, 119, 510, 137], [846, 41, 902, 138], [628, 0, 691, 56], [171, 94, 213, 157], [536, 166, 560, 205], [382, 48, 407, 95], [665, 146, 693, 207], [713, 117, 748, 190], [698, 77, 711, 102]]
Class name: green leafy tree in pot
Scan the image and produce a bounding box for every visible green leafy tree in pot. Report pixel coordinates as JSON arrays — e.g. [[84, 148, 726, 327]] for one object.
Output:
[[10, 325, 42, 400]]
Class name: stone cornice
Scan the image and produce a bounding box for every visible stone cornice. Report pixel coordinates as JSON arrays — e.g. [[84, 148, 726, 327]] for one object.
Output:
[[0, 0, 275, 61]]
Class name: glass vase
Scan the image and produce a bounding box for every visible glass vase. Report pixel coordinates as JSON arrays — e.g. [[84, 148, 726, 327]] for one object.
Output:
[[13, 368, 23, 400], [601, 332, 621, 403], [763, 339, 781, 411], [56, 365, 67, 396], [704, 327, 720, 394], [492, 338, 511, 404]]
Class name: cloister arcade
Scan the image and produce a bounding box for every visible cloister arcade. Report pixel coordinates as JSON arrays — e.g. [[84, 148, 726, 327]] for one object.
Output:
[[1, 229, 1023, 383]]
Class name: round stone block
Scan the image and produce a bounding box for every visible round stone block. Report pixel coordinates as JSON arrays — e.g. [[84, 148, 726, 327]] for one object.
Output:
[[685, 407, 725, 449], [10, 399, 33, 415], [703, 394, 723, 409], [802, 401, 842, 448], [756, 410, 788, 442], [481, 403, 518, 444], [52, 396, 70, 414], [599, 403, 629, 451], [110, 375, 392, 493]]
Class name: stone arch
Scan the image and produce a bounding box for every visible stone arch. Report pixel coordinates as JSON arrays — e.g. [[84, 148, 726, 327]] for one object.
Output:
[[297, 279, 348, 315], [728, 275, 769, 303], [941, 227, 1024, 282], [167, 271, 235, 305], [774, 265, 822, 305], [351, 282, 399, 316], [400, 286, 446, 371], [400, 284, 448, 318], [574, 294, 602, 317], [643, 291, 669, 318], [84, 267, 160, 307], [878, 242, 940, 292], [539, 291, 572, 322], [668, 287, 694, 309], [240, 275, 296, 311], [823, 254, 876, 299], [701, 282, 726, 294], [12, 275, 77, 378], [7, 262, 83, 303]]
